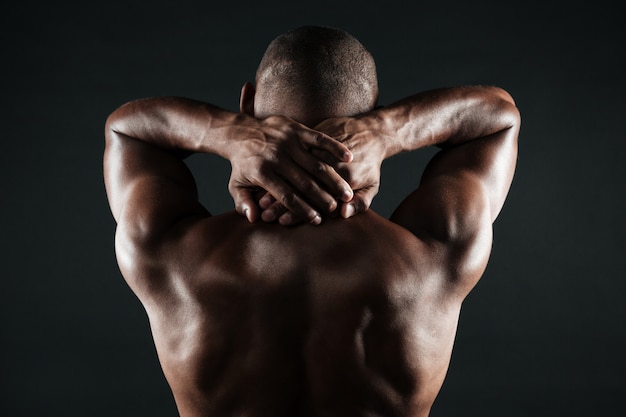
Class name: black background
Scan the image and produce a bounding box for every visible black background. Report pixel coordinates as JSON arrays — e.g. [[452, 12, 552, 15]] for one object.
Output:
[[2, 1, 624, 416]]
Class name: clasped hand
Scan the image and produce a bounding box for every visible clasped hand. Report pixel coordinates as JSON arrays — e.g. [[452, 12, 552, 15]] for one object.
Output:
[[228, 114, 384, 225]]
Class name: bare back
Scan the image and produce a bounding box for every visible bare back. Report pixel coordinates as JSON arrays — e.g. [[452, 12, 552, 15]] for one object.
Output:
[[104, 86, 519, 417], [135, 210, 472, 417]]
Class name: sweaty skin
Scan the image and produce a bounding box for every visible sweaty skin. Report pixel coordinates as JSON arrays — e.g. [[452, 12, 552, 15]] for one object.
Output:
[[104, 86, 519, 417]]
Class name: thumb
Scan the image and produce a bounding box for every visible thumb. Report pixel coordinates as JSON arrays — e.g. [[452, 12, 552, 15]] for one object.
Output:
[[231, 187, 261, 223], [340, 187, 377, 219]]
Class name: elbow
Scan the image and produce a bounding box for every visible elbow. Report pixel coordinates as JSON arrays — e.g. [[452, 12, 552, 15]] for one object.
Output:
[[475, 85, 521, 133], [104, 101, 136, 143], [498, 87, 519, 117], [482, 85, 521, 127], [504, 101, 521, 133], [104, 114, 115, 145], [104, 110, 122, 148], [493, 86, 516, 106], [493, 88, 521, 132]]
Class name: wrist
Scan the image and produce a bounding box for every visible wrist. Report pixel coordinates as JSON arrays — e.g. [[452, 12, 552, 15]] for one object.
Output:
[[359, 108, 401, 160], [219, 113, 262, 161]]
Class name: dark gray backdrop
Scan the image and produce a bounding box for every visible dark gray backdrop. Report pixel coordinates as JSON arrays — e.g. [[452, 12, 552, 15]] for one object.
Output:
[[2, 1, 624, 416]]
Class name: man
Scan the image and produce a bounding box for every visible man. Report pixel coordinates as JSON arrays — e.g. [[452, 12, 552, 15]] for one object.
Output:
[[104, 26, 519, 417]]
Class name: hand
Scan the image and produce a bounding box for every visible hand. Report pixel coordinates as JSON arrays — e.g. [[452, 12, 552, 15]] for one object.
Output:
[[258, 116, 386, 225], [313, 116, 386, 218], [228, 115, 354, 225]]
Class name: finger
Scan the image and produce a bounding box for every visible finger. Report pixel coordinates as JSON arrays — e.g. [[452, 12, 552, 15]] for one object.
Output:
[[255, 189, 269, 203], [230, 187, 261, 223], [340, 186, 378, 219], [259, 192, 275, 209], [290, 150, 353, 203], [309, 149, 354, 190], [261, 200, 288, 223], [278, 211, 305, 226], [300, 129, 352, 162], [310, 148, 337, 166], [261, 175, 323, 225], [275, 163, 339, 214]]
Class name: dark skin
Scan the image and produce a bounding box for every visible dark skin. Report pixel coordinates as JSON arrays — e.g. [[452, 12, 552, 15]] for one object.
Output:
[[104, 85, 519, 417]]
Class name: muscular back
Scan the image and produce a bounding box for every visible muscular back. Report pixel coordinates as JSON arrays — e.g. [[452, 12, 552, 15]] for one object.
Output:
[[122, 210, 478, 417], [105, 87, 518, 417]]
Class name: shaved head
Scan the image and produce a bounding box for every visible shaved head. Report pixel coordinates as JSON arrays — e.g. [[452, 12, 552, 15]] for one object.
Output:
[[253, 26, 378, 126]]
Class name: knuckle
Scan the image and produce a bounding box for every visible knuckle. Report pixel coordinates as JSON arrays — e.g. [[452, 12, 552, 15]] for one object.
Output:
[[261, 155, 279, 168], [302, 180, 318, 194], [274, 203, 288, 215], [340, 170, 353, 184], [314, 161, 327, 173], [257, 163, 271, 177], [280, 193, 297, 207]]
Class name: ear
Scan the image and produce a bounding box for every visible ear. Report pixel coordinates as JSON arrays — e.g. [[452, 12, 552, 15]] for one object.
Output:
[[240, 82, 256, 116]]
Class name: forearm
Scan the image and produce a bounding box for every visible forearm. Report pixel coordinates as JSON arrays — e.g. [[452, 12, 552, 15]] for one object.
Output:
[[105, 96, 251, 159], [369, 86, 519, 158], [105, 96, 354, 224]]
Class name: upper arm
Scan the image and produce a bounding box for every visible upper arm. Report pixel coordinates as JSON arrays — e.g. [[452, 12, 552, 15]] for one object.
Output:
[[390, 108, 519, 290], [103, 115, 209, 259]]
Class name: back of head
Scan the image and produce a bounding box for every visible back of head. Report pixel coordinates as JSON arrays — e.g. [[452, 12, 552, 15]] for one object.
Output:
[[255, 26, 378, 126]]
